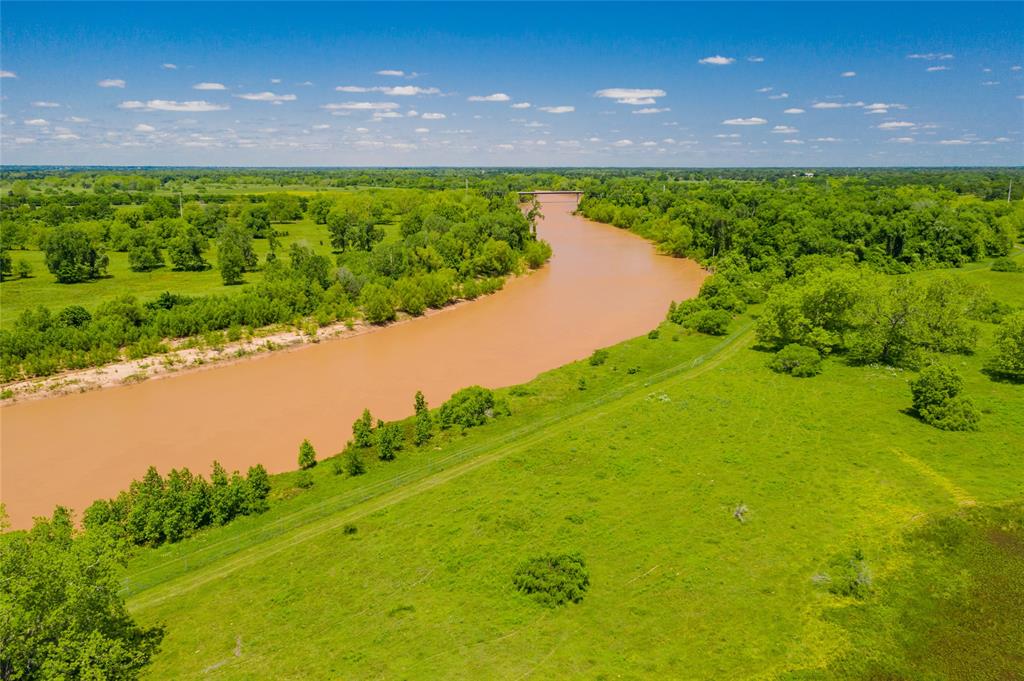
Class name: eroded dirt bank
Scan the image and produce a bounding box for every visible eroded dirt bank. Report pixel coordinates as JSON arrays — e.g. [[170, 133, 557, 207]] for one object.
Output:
[[0, 195, 706, 528]]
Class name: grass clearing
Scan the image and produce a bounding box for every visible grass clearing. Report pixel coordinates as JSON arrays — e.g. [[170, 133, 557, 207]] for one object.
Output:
[[120, 264, 1024, 679]]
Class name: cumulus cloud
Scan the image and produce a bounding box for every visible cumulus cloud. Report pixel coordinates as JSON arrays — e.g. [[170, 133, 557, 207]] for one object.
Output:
[[494, 143, 515, 151], [877, 121, 915, 129], [812, 137, 841, 142], [938, 139, 971, 145], [66, 116, 89, 123], [53, 133, 79, 140], [747, 56, 765, 63], [840, 71, 857, 78], [322, 101, 399, 111], [783, 139, 804, 144], [236, 92, 297, 102], [538, 106, 574, 114], [414, 127, 429, 133], [633, 107, 670, 114], [31, 101, 60, 108], [784, 108, 805, 114], [722, 117, 767, 125], [119, 99, 228, 112], [134, 123, 156, 132], [24, 118, 48, 126], [468, 93, 510, 102], [698, 55, 735, 65], [981, 81, 1000, 86], [161, 63, 177, 70], [771, 125, 798, 134], [907, 52, 954, 60], [611, 139, 633, 147], [811, 100, 865, 109], [98, 78, 126, 88], [420, 112, 446, 120], [0, 70, 17, 78], [511, 102, 531, 109], [377, 69, 406, 77], [715, 133, 740, 138], [335, 85, 439, 96], [755, 87, 773, 93], [193, 82, 226, 90], [311, 124, 330, 130], [926, 65, 951, 72], [863, 102, 908, 115], [768, 92, 789, 100], [595, 88, 667, 105]]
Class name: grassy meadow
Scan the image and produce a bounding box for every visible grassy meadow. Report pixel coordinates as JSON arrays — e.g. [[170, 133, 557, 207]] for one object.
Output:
[[118, 262, 1024, 679]]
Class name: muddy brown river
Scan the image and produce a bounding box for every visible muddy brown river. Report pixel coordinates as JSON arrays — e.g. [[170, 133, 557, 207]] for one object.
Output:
[[0, 195, 705, 528]]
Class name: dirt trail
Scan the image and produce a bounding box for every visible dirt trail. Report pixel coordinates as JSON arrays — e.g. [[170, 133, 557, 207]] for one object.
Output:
[[0, 195, 706, 529]]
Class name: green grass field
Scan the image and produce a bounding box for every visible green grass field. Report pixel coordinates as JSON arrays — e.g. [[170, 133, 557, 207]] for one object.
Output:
[[0, 219, 401, 329], [118, 264, 1024, 680]]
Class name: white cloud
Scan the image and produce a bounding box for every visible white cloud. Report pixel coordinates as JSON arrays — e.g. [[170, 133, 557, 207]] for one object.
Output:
[[236, 91, 297, 102], [863, 102, 908, 115], [538, 106, 574, 114], [414, 127, 429, 133], [14, 137, 35, 143], [119, 99, 228, 112], [611, 139, 633, 147], [66, 116, 89, 123], [840, 71, 857, 78], [193, 82, 227, 90], [595, 88, 667, 105], [376, 70, 405, 77], [372, 111, 402, 119], [31, 101, 60, 108], [0, 70, 17, 78], [715, 133, 740, 138], [53, 133, 79, 140], [420, 112, 446, 120], [907, 53, 954, 60], [322, 101, 399, 111], [355, 127, 369, 133], [633, 107, 670, 114], [926, 65, 951, 72], [877, 121, 915, 129], [722, 117, 767, 125], [468, 93, 510, 102], [133, 123, 156, 132], [698, 55, 735, 65], [783, 139, 804, 144], [494, 143, 515, 151], [981, 81, 1000, 86], [1011, 65, 1022, 72], [98, 78, 126, 88], [938, 139, 971, 145], [312, 123, 330, 130], [24, 118, 48, 126], [755, 87, 773, 93], [771, 125, 798, 134], [784, 108, 805, 114], [270, 78, 282, 84], [511, 102, 531, 109], [768, 92, 789, 100], [812, 100, 865, 109], [812, 137, 841, 142], [335, 85, 439, 96], [161, 63, 177, 70], [748, 56, 765, 63]]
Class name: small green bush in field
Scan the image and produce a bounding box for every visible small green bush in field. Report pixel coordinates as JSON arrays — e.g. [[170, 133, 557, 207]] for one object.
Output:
[[588, 349, 609, 366], [512, 552, 589, 607], [768, 344, 823, 377]]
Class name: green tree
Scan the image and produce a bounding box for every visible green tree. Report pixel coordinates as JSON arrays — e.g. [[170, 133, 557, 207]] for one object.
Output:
[[41, 225, 109, 283], [361, 283, 397, 324], [167, 222, 209, 271], [376, 421, 403, 461], [352, 408, 374, 448], [246, 464, 271, 513], [308, 195, 333, 225], [0, 507, 165, 679], [344, 449, 366, 476], [438, 386, 496, 430], [0, 251, 11, 281], [217, 224, 256, 286], [909, 363, 981, 431], [126, 227, 164, 272], [14, 259, 32, 279], [988, 311, 1024, 380], [298, 439, 317, 470], [413, 390, 433, 446], [241, 204, 272, 238]]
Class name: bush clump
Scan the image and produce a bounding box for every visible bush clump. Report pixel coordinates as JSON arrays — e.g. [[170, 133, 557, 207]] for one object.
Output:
[[439, 385, 496, 430], [588, 348, 609, 366], [768, 344, 823, 377], [990, 257, 1021, 273], [824, 548, 873, 599], [512, 552, 589, 607], [987, 311, 1024, 381], [909, 363, 981, 431]]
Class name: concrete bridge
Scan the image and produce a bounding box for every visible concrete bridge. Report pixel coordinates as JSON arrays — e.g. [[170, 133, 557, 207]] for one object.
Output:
[[517, 190, 584, 204]]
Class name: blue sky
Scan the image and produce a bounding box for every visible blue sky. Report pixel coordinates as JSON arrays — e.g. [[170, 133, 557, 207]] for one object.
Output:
[[1, 1, 1022, 166]]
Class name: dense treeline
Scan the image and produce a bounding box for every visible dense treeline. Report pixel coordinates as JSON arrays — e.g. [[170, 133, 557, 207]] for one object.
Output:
[[579, 178, 1023, 272], [1, 187, 549, 379]]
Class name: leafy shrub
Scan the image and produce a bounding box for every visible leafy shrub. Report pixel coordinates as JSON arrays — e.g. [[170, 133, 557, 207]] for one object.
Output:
[[439, 385, 496, 430], [524, 239, 553, 269], [295, 471, 314, 489], [588, 349, 609, 366], [825, 549, 873, 599], [298, 438, 317, 469], [990, 257, 1021, 272], [345, 449, 366, 476], [376, 421, 403, 461], [647, 328, 660, 340], [692, 309, 732, 335], [768, 344, 823, 377], [909, 363, 981, 431], [987, 311, 1024, 380], [512, 552, 589, 607]]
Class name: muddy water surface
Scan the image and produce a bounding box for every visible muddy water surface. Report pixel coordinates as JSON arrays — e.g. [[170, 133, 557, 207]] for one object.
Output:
[[0, 195, 705, 528]]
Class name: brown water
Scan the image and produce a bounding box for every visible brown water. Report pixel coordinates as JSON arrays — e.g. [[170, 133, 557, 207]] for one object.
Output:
[[0, 195, 705, 529]]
